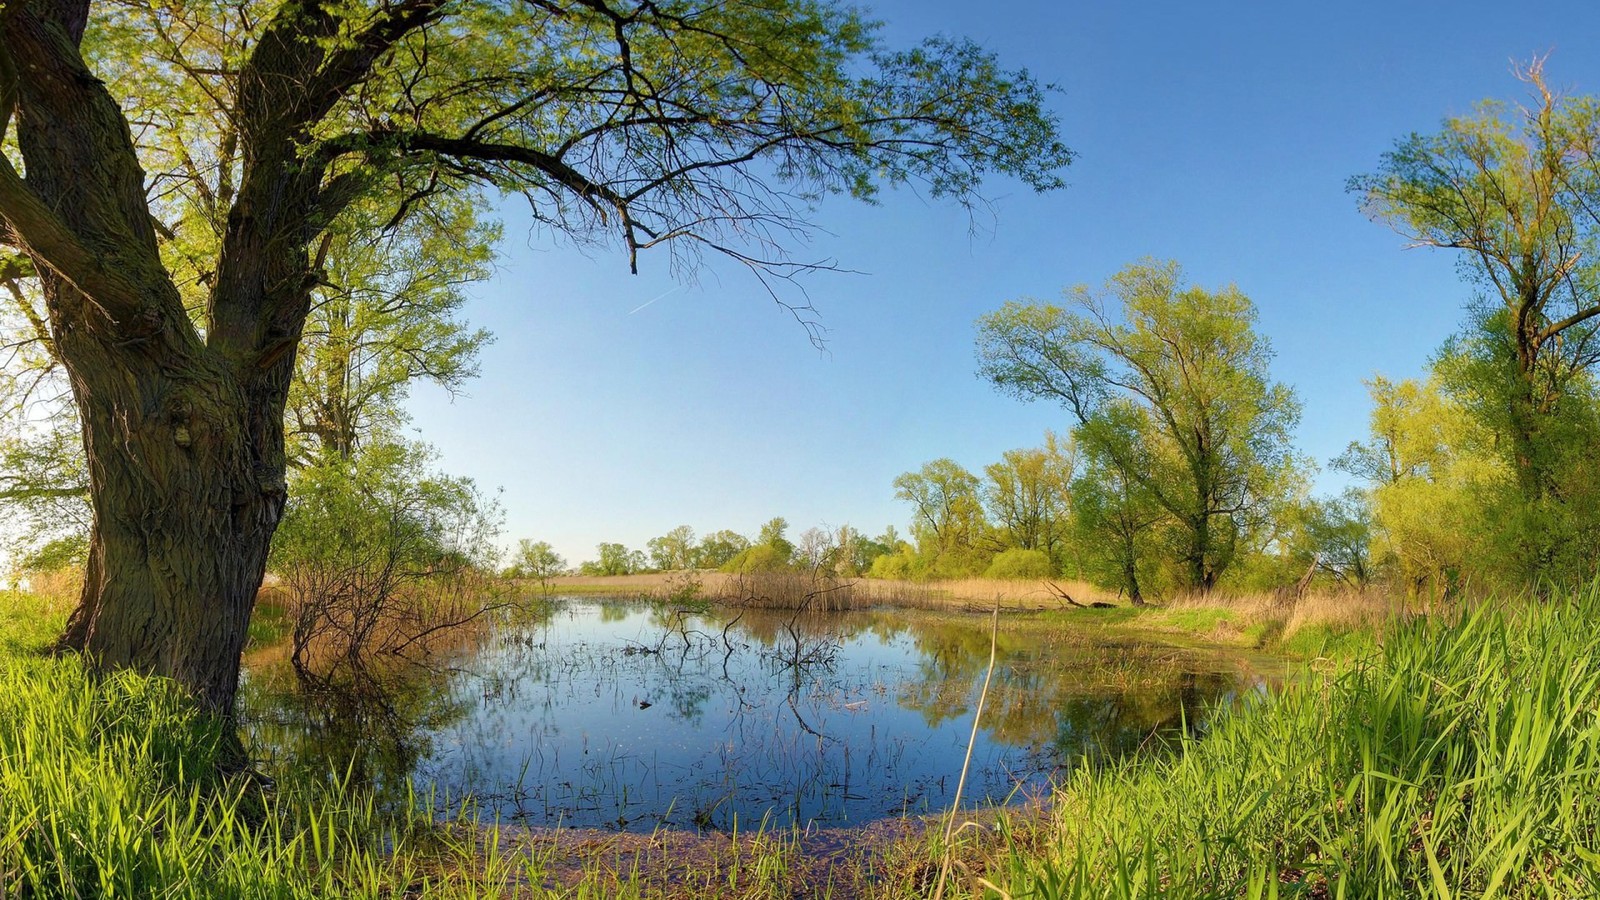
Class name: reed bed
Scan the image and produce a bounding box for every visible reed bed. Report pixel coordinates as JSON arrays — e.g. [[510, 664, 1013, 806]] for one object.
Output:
[[1156, 586, 1400, 653], [994, 586, 1600, 898], [544, 572, 1118, 612]]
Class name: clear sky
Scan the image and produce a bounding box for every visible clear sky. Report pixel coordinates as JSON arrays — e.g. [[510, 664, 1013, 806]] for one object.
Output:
[[405, 0, 1600, 568]]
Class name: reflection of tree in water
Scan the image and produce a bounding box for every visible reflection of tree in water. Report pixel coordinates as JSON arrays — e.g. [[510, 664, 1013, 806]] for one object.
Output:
[[704, 606, 1252, 770], [237, 599, 1262, 830], [888, 615, 1254, 763], [240, 659, 471, 810], [235, 603, 556, 809]]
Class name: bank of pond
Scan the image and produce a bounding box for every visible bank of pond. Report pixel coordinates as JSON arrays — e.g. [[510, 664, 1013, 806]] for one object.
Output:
[[3, 587, 1600, 897]]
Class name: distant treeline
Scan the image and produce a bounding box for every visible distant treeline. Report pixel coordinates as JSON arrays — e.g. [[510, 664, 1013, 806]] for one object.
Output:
[[541, 246, 1600, 605]]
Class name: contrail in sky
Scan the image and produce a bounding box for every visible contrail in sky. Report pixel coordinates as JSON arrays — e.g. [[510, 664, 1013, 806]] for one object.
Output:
[[628, 285, 682, 315]]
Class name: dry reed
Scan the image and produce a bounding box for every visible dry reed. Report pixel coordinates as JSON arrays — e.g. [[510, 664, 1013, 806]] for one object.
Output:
[[1167, 585, 1402, 644], [544, 571, 1121, 611]]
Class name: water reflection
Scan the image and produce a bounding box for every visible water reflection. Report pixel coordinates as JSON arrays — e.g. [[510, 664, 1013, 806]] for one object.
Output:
[[238, 598, 1268, 830]]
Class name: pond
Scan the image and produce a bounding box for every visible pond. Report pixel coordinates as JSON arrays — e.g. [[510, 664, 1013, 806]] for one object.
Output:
[[239, 597, 1273, 832]]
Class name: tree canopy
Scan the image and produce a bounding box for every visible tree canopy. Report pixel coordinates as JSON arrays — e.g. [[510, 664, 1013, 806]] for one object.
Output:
[[0, 0, 1073, 716], [1352, 60, 1600, 581], [976, 260, 1302, 592]]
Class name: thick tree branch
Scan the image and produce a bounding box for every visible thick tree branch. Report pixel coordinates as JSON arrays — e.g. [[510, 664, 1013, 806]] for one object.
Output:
[[0, 161, 147, 324]]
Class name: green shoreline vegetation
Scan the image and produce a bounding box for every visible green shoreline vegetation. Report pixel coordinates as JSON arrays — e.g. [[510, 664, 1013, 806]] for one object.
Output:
[[11, 582, 1591, 897]]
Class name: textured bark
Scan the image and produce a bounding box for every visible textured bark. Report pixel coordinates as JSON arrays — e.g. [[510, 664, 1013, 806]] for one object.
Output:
[[2, 0, 306, 717], [49, 283, 294, 715]]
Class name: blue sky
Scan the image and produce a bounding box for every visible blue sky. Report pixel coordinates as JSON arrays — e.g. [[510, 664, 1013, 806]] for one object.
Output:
[[407, 0, 1600, 567]]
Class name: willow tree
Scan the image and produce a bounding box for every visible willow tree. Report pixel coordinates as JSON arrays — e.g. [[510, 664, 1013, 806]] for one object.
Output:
[[1351, 61, 1600, 577], [977, 260, 1301, 593], [0, 0, 1071, 716]]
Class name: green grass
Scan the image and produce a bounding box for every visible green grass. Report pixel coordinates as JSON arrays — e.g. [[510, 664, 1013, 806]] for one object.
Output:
[[993, 588, 1600, 898], [0, 591, 526, 898]]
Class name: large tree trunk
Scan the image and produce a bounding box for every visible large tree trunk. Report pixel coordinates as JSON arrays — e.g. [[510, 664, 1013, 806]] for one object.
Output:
[[4, 0, 314, 720], [48, 277, 293, 718]]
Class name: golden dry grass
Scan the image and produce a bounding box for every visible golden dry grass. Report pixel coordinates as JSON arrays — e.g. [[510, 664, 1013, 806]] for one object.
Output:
[[543, 572, 1121, 611], [1166, 585, 1401, 644], [15, 566, 82, 618]]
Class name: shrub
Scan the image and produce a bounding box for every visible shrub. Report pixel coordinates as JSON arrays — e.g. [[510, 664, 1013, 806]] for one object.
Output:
[[984, 548, 1055, 579], [720, 543, 792, 574]]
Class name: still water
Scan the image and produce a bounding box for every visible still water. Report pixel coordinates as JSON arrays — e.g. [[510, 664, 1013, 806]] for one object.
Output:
[[240, 598, 1269, 831]]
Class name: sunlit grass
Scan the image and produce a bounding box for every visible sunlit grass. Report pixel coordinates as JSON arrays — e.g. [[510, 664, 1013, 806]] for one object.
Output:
[[991, 588, 1600, 898], [17, 581, 1600, 897], [0, 590, 528, 898]]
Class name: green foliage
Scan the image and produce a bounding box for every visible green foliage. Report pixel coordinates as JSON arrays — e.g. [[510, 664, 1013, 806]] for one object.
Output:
[[1067, 427, 1168, 603], [646, 525, 699, 571], [505, 539, 566, 583], [1338, 374, 1506, 601], [721, 543, 793, 574], [983, 431, 1075, 557], [0, 415, 89, 578], [868, 547, 917, 580], [1433, 316, 1600, 585], [270, 440, 502, 661], [0, 592, 519, 897], [579, 542, 646, 576], [287, 195, 496, 463], [272, 441, 501, 581], [718, 517, 797, 572], [984, 548, 1055, 579], [977, 260, 1304, 594], [696, 529, 752, 570], [1352, 64, 1600, 584], [84, 0, 1074, 316], [1293, 488, 1377, 588], [830, 525, 890, 576], [893, 458, 989, 575], [756, 518, 796, 562], [1000, 590, 1600, 898]]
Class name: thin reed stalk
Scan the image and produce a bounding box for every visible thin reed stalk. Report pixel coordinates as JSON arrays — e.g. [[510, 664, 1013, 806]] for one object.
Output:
[[934, 603, 1001, 900]]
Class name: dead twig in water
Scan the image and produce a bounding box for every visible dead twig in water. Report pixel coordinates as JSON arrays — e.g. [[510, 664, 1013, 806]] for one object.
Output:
[[934, 603, 1000, 900]]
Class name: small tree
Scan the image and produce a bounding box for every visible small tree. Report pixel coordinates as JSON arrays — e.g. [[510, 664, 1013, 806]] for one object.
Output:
[[1293, 489, 1376, 589], [270, 440, 503, 669], [579, 543, 641, 577], [1336, 375, 1504, 602], [983, 432, 1075, 556], [795, 527, 835, 571], [646, 525, 699, 571], [696, 530, 752, 570], [893, 458, 989, 575], [722, 518, 795, 573], [507, 540, 567, 590]]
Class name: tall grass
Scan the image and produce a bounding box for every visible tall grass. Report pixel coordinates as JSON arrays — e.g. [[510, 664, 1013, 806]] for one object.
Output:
[[0, 591, 523, 898], [1155, 587, 1397, 655], [995, 589, 1600, 898]]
